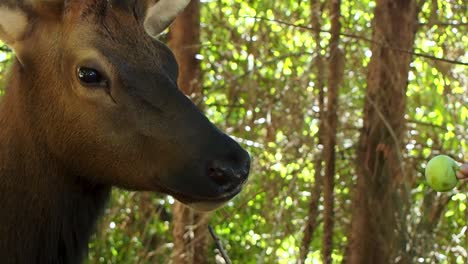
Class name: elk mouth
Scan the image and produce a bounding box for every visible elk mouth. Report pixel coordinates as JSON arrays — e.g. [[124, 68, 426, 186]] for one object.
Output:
[[154, 179, 246, 211], [151, 147, 250, 211]]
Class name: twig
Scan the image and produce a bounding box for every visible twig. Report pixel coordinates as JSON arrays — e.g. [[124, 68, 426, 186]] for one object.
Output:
[[208, 225, 232, 264], [419, 22, 468, 27]]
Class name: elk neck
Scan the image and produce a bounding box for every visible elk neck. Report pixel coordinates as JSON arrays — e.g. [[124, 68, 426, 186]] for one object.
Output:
[[0, 61, 111, 263]]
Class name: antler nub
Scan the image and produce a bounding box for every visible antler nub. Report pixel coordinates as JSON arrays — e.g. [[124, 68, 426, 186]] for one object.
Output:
[[144, 0, 190, 38]]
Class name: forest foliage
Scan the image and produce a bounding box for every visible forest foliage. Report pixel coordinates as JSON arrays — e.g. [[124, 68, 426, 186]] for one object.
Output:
[[0, 0, 467, 263]]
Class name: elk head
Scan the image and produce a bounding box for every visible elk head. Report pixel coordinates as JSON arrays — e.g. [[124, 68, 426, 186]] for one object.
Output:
[[0, 0, 250, 211]]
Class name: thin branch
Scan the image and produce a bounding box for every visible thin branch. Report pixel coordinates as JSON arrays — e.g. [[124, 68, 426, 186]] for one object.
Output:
[[407, 119, 446, 130], [206, 103, 244, 108], [208, 225, 232, 264], [419, 22, 468, 27], [238, 16, 468, 66]]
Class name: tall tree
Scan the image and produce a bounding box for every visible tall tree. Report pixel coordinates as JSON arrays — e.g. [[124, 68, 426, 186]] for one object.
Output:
[[322, 0, 342, 263], [345, 0, 423, 263], [168, 1, 209, 263], [298, 0, 325, 263]]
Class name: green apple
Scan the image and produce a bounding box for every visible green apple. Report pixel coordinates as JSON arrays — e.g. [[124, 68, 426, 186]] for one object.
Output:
[[425, 155, 459, 192]]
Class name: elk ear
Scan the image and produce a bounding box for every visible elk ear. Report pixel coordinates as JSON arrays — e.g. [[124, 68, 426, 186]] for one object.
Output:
[[0, 0, 65, 48], [0, 6, 29, 48], [144, 0, 190, 38]]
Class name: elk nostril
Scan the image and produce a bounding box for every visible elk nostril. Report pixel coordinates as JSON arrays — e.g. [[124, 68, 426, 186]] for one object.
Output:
[[207, 148, 250, 192], [208, 166, 233, 187]]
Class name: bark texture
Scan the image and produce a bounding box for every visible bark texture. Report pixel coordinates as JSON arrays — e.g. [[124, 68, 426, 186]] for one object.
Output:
[[172, 202, 210, 264], [168, 1, 209, 263], [322, 0, 342, 263], [345, 1, 421, 263]]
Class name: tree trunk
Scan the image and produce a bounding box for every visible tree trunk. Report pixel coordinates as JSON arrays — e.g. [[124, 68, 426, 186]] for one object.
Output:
[[297, 1, 325, 263], [345, 0, 421, 263], [168, 0, 202, 97], [168, 1, 209, 264], [172, 202, 211, 263], [322, 0, 342, 263]]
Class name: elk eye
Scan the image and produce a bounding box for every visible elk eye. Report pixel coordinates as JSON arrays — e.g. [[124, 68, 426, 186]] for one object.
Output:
[[77, 67, 108, 87]]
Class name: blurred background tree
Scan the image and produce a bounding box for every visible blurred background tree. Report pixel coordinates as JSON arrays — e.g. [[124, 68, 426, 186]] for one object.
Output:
[[0, 0, 466, 263]]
